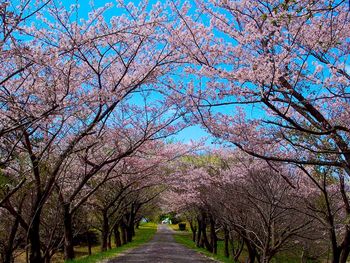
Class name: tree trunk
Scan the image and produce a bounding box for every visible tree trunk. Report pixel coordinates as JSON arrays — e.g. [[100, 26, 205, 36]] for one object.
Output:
[[87, 232, 92, 255], [233, 237, 244, 262], [101, 211, 109, 252], [245, 239, 257, 263], [300, 248, 307, 263], [132, 224, 135, 237], [126, 225, 133, 243], [323, 177, 342, 263], [261, 255, 272, 263], [3, 250, 12, 263], [28, 227, 42, 263], [209, 216, 217, 254], [120, 222, 127, 245], [332, 248, 341, 263], [200, 214, 212, 252], [108, 233, 112, 250], [189, 220, 197, 243], [63, 204, 75, 260], [43, 252, 52, 263], [230, 238, 235, 260], [28, 207, 43, 263], [3, 206, 21, 263], [261, 247, 273, 263], [196, 217, 202, 247], [201, 226, 212, 252], [224, 228, 229, 258], [3, 249, 14, 263], [340, 244, 350, 263], [126, 212, 135, 243], [114, 224, 121, 247]]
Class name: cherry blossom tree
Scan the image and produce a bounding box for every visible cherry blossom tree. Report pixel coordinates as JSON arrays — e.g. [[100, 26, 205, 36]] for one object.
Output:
[[0, 1, 184, 262], [0, 0, 55, 217], [0, 0, 54, 136], [168, 1, 350, 262], [53, 97, 184, 259], [165, 149, 324, 262]]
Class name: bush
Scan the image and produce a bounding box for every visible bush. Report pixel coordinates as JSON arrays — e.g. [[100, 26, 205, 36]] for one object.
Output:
[[178, 223, 186, 231]]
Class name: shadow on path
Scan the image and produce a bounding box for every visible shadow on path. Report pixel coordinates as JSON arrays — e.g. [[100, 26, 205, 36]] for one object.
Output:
[[108, 224, 217, 263]]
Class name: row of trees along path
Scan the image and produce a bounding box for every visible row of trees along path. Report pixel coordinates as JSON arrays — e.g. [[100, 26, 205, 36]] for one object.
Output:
[[1, 0, 350, 263]]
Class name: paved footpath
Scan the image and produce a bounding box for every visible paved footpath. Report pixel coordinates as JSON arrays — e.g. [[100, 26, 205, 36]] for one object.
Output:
[[108, 224, 217, 263]]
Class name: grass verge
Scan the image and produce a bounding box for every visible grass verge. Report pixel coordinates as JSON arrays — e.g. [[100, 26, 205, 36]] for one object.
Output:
[[172, 225, 311, 263], [173, 230, 232, 263], [67, 222, 157, 263]]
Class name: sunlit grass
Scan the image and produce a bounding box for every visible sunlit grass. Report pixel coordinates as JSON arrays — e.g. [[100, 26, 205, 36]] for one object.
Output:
[[67, 222, 157, 263], [15, 223, 157, 263], [171, 224, 311, 263], [168, 222, 187, 231], [173, 230, 232, 263]]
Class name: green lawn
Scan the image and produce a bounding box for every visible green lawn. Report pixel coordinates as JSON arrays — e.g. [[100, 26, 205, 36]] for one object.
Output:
[[173, 231, 233, 263], [170, 223, 234, 262], [67, 222, 157, 263], [171, 224, 312, 263]]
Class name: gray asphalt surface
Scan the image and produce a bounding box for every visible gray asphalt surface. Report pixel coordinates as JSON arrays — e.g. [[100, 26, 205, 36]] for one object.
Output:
[[108, 224, 217, 263]]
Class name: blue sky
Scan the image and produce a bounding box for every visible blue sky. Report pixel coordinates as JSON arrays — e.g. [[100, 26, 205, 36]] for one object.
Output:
[[53, 0, 350, 150], [56, 0, 268, 145], [56, 0, 214, 145]]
